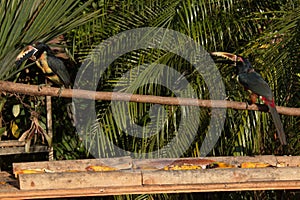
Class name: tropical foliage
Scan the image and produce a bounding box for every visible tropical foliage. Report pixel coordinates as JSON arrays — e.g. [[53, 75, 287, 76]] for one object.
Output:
[[69, 0, 299, 158], [0, 0, 101, 157], [0, 0, 299, 199]]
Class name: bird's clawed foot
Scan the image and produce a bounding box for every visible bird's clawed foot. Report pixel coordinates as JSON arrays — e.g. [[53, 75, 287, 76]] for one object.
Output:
[[244, 101, 248, 109], [38, 84, 47, 91]]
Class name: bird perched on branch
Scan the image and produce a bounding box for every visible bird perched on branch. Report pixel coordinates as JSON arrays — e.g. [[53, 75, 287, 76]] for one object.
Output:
[[211, 52, 287, 145], [16, 42, 76, 126], [16, 43, 71, 88]]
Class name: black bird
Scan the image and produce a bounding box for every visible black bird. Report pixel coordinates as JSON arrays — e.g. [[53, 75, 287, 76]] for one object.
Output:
[[16, 43, 71, 88], [211, 52, 287, 145], [16, 43, 75, 126]]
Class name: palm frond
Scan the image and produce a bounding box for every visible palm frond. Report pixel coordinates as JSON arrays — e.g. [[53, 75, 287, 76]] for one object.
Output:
[[0, 0, 100, 81]]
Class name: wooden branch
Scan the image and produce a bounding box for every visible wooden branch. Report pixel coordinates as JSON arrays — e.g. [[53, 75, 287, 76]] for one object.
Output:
[[0, 81, 299, 116]]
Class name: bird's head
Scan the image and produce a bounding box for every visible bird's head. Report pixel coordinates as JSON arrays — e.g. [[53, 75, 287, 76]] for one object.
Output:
[[15, 43, 51, 67], [210, 52, 252, 74]]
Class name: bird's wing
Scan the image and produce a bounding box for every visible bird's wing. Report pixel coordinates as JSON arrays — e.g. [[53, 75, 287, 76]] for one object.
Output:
[[238, 71, 273, 100], [46, 54, 71, 88]]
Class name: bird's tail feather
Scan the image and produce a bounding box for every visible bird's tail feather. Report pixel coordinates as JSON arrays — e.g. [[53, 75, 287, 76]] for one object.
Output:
[[268, 105, 287, 145], [67, 102, 76, 126]]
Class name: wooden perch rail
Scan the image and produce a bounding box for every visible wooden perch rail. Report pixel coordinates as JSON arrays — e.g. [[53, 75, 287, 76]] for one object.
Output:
[[0, 81, 299, 116]]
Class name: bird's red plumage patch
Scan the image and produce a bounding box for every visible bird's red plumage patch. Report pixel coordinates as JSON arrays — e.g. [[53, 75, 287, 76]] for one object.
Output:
[[261, 96, 275, 108]]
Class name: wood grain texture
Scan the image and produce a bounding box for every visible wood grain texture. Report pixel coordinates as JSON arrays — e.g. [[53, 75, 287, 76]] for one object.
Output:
[[0, 156, 298, 198], [18, 171, 142, 190]]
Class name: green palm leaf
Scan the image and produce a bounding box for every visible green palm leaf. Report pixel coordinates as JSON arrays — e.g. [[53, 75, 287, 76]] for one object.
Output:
[[0, 0, 101, 81]]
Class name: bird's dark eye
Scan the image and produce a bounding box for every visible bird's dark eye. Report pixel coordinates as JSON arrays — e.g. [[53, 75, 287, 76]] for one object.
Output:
[[53, 49, 59, 54]]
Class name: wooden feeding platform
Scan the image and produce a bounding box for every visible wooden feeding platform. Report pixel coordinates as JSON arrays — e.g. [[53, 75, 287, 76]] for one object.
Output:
[[0, 155, 299, 199]]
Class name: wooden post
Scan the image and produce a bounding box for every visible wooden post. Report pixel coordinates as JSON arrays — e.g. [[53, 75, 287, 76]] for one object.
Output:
[[45, 80, 53, 161]]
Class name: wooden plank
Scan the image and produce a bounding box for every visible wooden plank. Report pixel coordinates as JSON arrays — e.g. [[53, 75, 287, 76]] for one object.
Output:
[[0, 145, 49, 155], [12, 156, 300, 173], [142, 167, 300, 185], [1, 179, 300, 199], [211, 155, 279, 166], [18, 171, 142, 190], [16, 165, 300, 191], [208, 155, 300, 167], [8, 156, 300, 197], [133, 158, 215, 170], [133, 155, 300, 170], [276, 156, 300, 167], [13, 156, 132, 173], [0, 140, 25, 147], [46, 94, 54, 161], [0, 171, 18, 193], [0, 156, 300, 199]]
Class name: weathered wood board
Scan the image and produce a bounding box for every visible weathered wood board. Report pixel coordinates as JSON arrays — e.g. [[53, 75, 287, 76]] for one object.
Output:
[[18, 171, 142, 190], [0, 140, 25, 147], [133, 157, 216, 170], [11, 156, 300, 191], [133, 155, 300, 169], [13, 156, 132, 173], [0, 145, 49, 155], [1, 170, 300, 199], [142, 167, 300, 185]]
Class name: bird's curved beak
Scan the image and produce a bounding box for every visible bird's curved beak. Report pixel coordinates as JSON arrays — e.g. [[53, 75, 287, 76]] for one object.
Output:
[[210, 52, 242, 62], [15, 45, 38, 67], [210, 52, 242, 78]]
